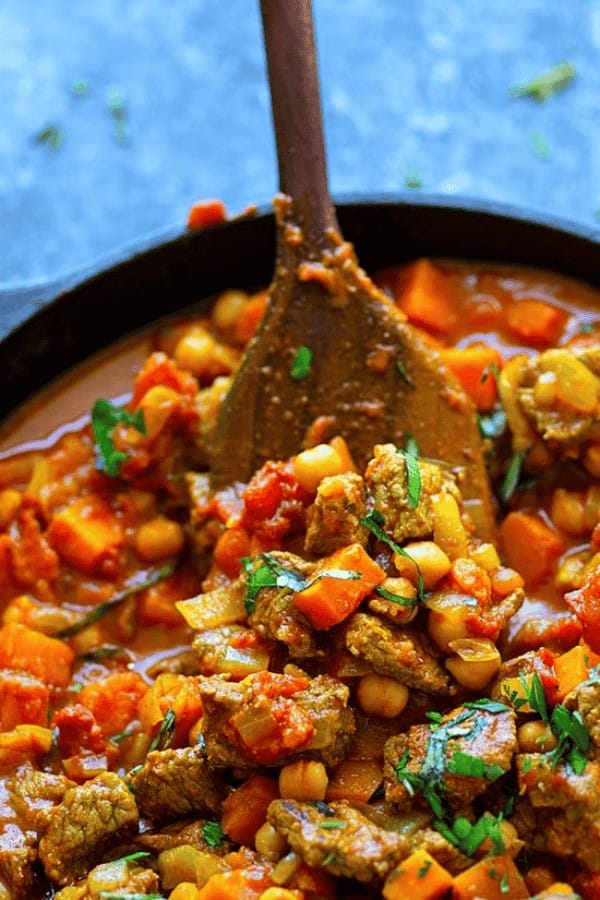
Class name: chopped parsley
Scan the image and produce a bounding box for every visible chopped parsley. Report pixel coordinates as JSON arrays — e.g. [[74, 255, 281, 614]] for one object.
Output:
[[505, 672, 590, 773], [290, 346, 313, 380], [361, 508, 425, 602], [91, 398, 146, 477], [149, 708, 176, 752], [480, 362, 501, 384], [510, 61, 577, 102], [580, 322, 596, 334], [374, 585, 418, 609], [57, 564, 174, 638], [111, 851, 150, 864], [242, 552, 361, 615], [396, 360, 415, 386], [202, 820, 225, 848], [395, 704, 510, 856], [498, 450, 525, 504], [318, 819, 347, 829], [33, 124, 65, 152], [72, 77, 90, 96], [398, 436, 421, 509]]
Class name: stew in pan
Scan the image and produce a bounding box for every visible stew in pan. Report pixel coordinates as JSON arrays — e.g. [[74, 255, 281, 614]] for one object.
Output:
[[0, 257, 599, 899]]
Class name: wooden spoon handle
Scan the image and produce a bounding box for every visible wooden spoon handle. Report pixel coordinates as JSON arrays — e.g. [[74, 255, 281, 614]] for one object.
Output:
[[260, 0, 338, 239]]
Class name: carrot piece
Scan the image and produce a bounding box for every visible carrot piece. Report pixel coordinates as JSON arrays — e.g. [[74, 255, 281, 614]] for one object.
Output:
[[194, 866, 274, 900], [325, 758, 383, 803], [553, 641, 600, 701], [234, 291, 269, 345], [451, 853, 529, 899], [220, 773, 279, 846], [383, 848, 454, 899], [214, 526, 252, 579], [395, 259, 457, 335], [78, 671, 148, 737], [47, 496, 123, 574], [438, 345, 503, 412], [499, 511, 566, 587], [0, 670, 50, 730], [293, 543, 385, 630], [0, 622, 74, 687], [506, 299, 567, 346], [186, 198, 227, 231]]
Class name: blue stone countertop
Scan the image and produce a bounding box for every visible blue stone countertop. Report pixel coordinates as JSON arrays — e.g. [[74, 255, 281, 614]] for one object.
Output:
[[0, 0, 598, 299]]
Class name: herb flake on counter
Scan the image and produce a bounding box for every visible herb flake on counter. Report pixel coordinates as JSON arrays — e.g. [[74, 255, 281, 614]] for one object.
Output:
[[529, 130, 551, 160], [33, 124, 65, 152], [72, 77, 90, 96], [91, 398, 146, 476], [510, 61, 577, 102], [291, 345, 313, 380], [107, 87, 129, 144], [404, 168, 423, 189]]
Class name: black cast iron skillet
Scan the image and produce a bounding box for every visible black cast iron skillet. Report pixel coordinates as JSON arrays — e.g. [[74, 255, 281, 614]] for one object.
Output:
[[0, 195, 598, 427]]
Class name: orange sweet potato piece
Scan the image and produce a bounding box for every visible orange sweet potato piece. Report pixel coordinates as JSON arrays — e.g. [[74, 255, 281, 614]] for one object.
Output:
[[452, 853, 529, 899], [47, 496, 123, 574], [220, 773, 279, 846], [293, 543, 385, 630], [499, 511, 566, 587], [395, 258, 457, 335], [383, 848, 454, 899], [0, 622, 74, 687]]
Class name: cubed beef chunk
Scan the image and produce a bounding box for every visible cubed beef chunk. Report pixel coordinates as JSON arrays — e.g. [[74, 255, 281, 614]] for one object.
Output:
[[136, 818, 233, 855], [364, 443, 462, 544], [127, 746, 226, 822], [199, 670, 355, 768], [249, 552, 318, 658], [304, 472, 369, 555], [344, 612, 454, 695], [565, 677, 600, 756], [268, 798, 410, 883], [38, 771, 138, 886], [0, 830, 37, 897], [384, 702, 517, 809], [516, 755, 600, 872]]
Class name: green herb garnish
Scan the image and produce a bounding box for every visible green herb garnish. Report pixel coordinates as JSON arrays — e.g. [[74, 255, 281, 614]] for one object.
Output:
[[242, 553, 361, 615], [202, 820, 225, 848], [318, 819, 347, 829], [111, 851, 150, 864], [149, 708, 176, 752], [510, 61, 577, 102], [57, 564, 174, 638], [374, 585, 417, 608], [499, 450, 525, 503], [447, 751, 505, 781], [398, 436, 421, 509], [91, 398, 146, 476], [396, 360, 415, 386], [361, 509, 425, 601], [580, 322, 596, 334], [33, 124, 65, 152], [290, 346, 313, 380]]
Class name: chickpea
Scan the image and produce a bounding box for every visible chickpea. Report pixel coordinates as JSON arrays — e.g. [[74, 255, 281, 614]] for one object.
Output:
[[211, 289, 247, 332], [174, 325, 237, 381], [135, 516, 186, 562], [293, 443, 346, 494], [393, 541, 451, 590], [260, 888, 303, 900], [427, 596, 473, 653], [0, 488, 21, 527], [517, 720, 558, 753], [255, 822, 288, 861], [278, 760, 328, 801], [550, 487, 585, 535], [445, 639, 501, 690], [357, 673, 409, 718]]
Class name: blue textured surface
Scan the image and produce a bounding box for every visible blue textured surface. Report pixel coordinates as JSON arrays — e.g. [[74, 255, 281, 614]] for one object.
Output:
[[0, 0, 598, 289]]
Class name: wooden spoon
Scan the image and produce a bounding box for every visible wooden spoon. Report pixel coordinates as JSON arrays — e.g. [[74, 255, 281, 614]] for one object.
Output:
[[210, 0, 494, 535]]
